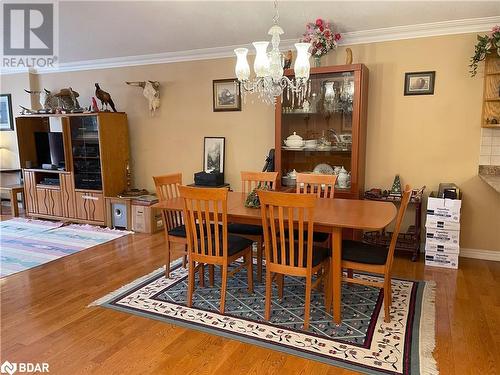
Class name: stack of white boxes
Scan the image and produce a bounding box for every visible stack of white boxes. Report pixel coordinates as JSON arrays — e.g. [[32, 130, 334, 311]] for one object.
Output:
[[424, 196, 461, 269]]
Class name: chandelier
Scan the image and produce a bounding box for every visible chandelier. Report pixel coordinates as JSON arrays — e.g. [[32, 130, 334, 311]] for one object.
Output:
[[233, 0, 311, 105]]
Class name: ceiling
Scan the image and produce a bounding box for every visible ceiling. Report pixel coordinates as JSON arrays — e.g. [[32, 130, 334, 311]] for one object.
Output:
[[55, 1, 500, 63]]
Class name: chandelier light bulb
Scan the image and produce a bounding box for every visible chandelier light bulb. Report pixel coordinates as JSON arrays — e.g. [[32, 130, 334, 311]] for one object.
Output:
[[234, 48, 250, 81], [294, 43, 311, 80], [253, 41, 270, 78]]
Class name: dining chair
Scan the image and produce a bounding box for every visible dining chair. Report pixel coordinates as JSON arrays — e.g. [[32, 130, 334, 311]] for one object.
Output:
[[341, 185, 412, 323], [153, 173, 187, 278], [228, 171, 278, 282], [258, 190, 330, 329], [295, 173, 337, 244], [179, 186, 254, 314]]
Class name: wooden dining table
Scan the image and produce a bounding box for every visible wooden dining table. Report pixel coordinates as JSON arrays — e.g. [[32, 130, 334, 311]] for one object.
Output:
[[153, 191, 397, 324]]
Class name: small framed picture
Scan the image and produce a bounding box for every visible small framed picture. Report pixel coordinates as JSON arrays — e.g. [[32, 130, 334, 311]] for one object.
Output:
[[213, 79, 241, 112], [0, 94, 14, 131], [404, 71, 435, 95], [204, 137, 225, 173]]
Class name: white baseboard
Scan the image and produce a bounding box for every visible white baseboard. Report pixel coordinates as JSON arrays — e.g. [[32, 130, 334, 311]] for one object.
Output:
[[459, 248, 500, 261]]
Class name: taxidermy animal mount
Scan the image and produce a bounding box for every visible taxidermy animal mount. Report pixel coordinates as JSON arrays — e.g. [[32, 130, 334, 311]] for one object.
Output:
[[95, 83, 117, 112], [126, 81, 161, 115], [24, 88, 58, 112]]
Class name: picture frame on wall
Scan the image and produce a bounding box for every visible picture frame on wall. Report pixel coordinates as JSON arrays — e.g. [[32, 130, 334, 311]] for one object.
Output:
[[0, 94, 14, 131], [204, 137, 225, 173], [404, 71, 435, 96], [213, 79, 241, 112]]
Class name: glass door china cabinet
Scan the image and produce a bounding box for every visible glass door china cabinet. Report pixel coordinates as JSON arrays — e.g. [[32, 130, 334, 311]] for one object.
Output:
[[275, 64, 369, 199]]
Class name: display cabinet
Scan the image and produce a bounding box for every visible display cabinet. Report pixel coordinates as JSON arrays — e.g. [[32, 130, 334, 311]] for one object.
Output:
[[275, 64, 369, 199]]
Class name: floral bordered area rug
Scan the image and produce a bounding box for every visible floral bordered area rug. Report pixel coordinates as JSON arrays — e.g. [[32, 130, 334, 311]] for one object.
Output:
[[90, 261, 437, 375]]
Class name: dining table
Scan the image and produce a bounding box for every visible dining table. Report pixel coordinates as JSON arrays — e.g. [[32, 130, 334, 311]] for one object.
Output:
[[153, 191, 397, 324]]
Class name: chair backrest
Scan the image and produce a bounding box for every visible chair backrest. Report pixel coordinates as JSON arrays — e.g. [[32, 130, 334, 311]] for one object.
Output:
[[241, 171, 278, 193], [153, 173, 182, 231], [178, 186, 228, 262], [258, 190, 317, 273], [296, 173, 337, 198], [386, 185, 412, 272]]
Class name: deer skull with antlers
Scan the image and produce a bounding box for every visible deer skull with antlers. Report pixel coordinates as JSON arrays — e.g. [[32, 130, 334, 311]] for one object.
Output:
[[126, 81, 161, 115]]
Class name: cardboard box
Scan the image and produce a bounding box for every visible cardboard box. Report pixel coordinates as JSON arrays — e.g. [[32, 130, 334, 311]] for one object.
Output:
[[425, 240, 459, 254], [425, 216, 461, 231], [425, 250, 459, 269], [425, 227, 460, 245], [426, 197, 461, 223], [132, 204, 164, 233]]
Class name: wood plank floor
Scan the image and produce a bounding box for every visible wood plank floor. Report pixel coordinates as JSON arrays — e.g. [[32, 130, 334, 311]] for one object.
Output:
[[1, 217, 499, 374]]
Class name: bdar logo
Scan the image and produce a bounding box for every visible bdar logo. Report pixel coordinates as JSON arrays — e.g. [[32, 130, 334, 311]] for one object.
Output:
[[0, 361, 17, 375]]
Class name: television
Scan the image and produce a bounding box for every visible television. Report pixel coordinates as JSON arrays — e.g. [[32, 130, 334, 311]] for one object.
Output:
[[34, 132, 65, 169]]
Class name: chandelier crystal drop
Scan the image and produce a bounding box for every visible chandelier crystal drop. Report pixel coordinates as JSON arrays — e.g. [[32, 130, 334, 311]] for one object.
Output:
[[233, 0, 311, 105]]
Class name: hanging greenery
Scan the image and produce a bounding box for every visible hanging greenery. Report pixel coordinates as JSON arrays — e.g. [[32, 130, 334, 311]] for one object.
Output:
[[470, 25, 500, 77]]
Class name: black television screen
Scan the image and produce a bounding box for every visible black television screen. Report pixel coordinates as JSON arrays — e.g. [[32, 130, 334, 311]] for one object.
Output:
[[34, 132, 65, 168]]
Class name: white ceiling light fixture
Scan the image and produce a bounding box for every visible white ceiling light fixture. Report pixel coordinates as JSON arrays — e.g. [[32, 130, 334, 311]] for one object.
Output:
[[234, 0, 311, 105]]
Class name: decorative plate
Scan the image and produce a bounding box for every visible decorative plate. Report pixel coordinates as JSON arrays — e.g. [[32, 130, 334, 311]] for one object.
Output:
[[313, 163, 334, 174]]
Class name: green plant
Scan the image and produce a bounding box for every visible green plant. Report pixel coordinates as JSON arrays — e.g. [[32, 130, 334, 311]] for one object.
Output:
[[470, 25, 500, 76]]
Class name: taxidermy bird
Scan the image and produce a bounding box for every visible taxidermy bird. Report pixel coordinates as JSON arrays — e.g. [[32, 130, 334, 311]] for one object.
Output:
[[95, 83, 117, 112], [283, 50, 293, 69]]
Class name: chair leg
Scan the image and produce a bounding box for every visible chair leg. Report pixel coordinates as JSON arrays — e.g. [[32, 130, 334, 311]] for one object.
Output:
[[347, 269, 353, 279], [187, 260, 195, 307], [10, 190, 19, 217], [220, 264, 228, 314], [304, 276, 312, 330], [265, 270, 272, 321], [387, 278, 392, 307], [256, 240, 263, 283], [277, 274, 284, 300], [208, 265, 214, 287], [199, 263, 205, 288], [383, 281, 391, 323], [182, 253, 187, 268], [165, 240, 171, 278], [323, 262, 331, 313], [245, 251, 254, 293]]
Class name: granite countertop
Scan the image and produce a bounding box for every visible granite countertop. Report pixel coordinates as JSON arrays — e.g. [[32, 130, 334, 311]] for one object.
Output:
[[479, 165, 500, 193]]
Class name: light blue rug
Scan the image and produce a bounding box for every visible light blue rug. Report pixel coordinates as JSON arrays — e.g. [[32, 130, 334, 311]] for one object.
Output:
[[0, 218, 130, 277]]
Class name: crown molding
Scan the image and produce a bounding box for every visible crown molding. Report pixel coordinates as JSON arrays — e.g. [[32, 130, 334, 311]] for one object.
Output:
[[1, 16, 499, 75]]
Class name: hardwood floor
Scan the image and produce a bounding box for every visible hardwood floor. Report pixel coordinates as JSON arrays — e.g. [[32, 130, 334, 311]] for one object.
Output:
[[1, 216, 499, 374]]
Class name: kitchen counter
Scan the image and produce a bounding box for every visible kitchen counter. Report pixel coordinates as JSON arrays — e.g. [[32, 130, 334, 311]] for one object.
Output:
[[479, 165, 500, 193]]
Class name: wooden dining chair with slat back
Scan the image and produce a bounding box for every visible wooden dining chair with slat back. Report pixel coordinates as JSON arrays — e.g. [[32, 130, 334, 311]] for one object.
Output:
[[341, 185, 412, 323], [228, 171, 278, 282], [296, 173, 337, 244], [153, 173, 187, 278], [258, 190, 331, 329], [179, 186, 254, 314]]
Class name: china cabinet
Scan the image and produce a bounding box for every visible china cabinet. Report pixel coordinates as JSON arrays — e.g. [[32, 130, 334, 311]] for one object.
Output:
[[275, 64, 369, 199]]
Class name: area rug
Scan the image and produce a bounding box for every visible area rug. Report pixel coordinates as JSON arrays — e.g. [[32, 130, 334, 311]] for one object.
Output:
[[0, 218, 131, 277], [91, 261, 437, 375]]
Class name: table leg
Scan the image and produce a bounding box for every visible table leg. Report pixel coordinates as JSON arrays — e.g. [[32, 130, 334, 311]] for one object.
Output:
[[10, 190, 19, 217], [332, 226, 342, 324]]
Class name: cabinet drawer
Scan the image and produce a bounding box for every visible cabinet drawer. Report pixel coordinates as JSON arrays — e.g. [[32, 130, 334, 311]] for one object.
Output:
[[75, 191, 104, 222]]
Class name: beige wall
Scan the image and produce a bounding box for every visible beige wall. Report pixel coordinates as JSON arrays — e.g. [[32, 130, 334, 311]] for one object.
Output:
[[1, 33, 499, 251]]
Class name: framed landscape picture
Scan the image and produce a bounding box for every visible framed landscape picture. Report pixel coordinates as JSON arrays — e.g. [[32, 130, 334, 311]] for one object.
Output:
[[204, 137, 225, 173], [404, 71, 435, 95], [213, 79, 241, 112], [0, 94, 14, 131]]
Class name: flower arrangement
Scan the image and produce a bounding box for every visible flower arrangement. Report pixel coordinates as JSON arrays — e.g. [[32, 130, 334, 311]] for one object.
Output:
[[300, 18, 341, 63], [470, 25, 500, 76]]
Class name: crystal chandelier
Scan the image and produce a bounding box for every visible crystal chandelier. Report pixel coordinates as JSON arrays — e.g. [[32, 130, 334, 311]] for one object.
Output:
[[233, 0, 311, 105]]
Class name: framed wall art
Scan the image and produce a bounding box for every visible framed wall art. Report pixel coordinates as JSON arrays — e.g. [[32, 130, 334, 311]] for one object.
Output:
[[404, 71, 435, 96], [203, 137, 225, 173], [0, 94, 14, 131], [213, 79, 241, 112]]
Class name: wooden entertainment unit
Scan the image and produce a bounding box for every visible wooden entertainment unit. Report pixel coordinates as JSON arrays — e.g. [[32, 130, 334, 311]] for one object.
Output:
[[16, 113, 129, 225]]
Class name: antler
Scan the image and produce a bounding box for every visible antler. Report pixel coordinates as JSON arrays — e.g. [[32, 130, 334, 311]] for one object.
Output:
[[126, 81, 146, 88], [25, 89, 41, 94]]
